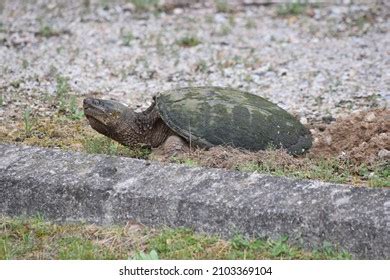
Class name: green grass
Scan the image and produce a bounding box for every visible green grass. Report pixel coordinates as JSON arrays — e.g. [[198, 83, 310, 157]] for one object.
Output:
[[133, 250, 159, 260], [121, 31, 134, 47], [145, 229, 349, 260], [22, 59, 29, 69], [176, 36, 201, 47], [0, 216, 351, 260], [354, 16, 366, 30], [56, 75, 70, 98], [10, 80, 21, 88], [54, 75, 84, 120], [23, 109, 33, 136], [245, 18, 256, 29], [38, 25, 58, 38], [195, 59, 208, 73], [307, 158, 352, 183], [0, 216, 132, 259], [130, 0, 159, 12], [170, 157, 199, 167], [276, 2, 308, 17], [215, 0, 233, 13], [236, 157, 388, 187], [217, 24, 232, 36], [67, 96, 84, 120], [83, 135, 151, 159], [368, 175, 390, 188], [56, 74, 71, 113], [360, 164, 390, 188]]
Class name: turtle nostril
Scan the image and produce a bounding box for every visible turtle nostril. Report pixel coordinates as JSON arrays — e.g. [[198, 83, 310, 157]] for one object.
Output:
[[83, 98, 91, 107]]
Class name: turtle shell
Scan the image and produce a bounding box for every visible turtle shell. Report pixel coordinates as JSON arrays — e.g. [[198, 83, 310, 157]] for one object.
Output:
[[156, 87, 312, 154]]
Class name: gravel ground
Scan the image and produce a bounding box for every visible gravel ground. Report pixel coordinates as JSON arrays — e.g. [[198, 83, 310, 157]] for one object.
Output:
[[0, 0, 389, 124]]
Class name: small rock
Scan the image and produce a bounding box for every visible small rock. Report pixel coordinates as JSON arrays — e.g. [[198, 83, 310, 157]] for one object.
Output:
[[306, 8, 315, 17], [122, 3, 135, 12], [279, 69, 288, 76], [322, 115, 336, 124], [37, 133, 44, 139], [300, 117, 308, 125], [324, 135, 332, 145], [378, 149, 390, 160], [214, 14, 226, 23], [338, 151, 348, 161], [317, 124, 327, 132], [173, 8, 183, 15], [9, 32, 35, 47], [364, 112, 376, 122]]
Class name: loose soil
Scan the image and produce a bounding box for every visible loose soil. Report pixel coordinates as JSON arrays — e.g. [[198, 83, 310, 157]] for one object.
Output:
[[311, 109, 389, 166]]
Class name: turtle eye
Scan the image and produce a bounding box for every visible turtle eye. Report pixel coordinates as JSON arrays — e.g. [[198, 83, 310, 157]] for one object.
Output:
[[84, 98, 102, 107], [93, 99, 102, 106]]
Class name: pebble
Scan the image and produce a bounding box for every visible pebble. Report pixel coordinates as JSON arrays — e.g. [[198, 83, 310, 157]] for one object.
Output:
[[122, 3, 135, 12], [324, 135, 332, 146], [364, 112, 376, 122], [378, 149, 390, 160], [300, 117, 308, 125], [173, 8, 183, 15], [322, 115, 336, 124]]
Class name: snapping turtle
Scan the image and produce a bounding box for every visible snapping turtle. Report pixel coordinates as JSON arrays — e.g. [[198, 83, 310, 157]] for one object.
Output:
[[83, 87, 312, 155]]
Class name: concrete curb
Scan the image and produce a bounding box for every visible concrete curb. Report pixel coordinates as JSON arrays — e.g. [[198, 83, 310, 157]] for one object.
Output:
[[0, 144, 389, 259]]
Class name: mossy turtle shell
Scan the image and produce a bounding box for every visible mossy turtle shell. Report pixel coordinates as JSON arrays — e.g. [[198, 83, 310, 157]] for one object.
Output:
[[156, 87, 312, 154]]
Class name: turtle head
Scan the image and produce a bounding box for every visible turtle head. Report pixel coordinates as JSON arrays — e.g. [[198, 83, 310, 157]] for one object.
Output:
[[83, 98, 139, 146]]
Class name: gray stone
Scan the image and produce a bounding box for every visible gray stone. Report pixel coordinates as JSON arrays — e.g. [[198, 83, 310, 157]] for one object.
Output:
[[364, 111, 377, 122], [0, 143, 389, 259], [378, 149, 390, 160]]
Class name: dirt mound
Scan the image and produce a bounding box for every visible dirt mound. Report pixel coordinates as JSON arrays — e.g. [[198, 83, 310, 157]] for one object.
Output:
[[310, 109, 389, 166]]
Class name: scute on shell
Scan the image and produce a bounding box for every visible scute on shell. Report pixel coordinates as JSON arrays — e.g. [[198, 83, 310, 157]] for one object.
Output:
[[156, 86, 312, 154]]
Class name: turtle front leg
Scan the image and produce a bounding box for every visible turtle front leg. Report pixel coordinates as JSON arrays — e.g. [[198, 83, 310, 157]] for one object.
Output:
[[150, 135, 189, 161]]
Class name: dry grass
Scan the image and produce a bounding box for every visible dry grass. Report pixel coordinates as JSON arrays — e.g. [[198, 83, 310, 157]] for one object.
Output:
[[170, 146, 388, 187]]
